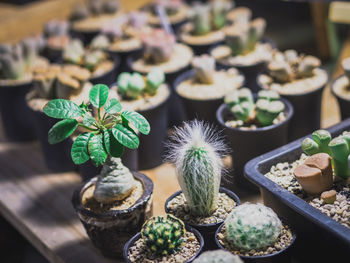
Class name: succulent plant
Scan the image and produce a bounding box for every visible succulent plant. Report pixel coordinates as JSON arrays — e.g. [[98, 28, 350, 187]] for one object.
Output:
[[302, 130, 350, 179], [103, 0, 119, 14], [141, 214, 185, 256], [225, 203, 282, 250], [44, 20, 69, 37], [63, 39, 85, 65], [84, 50, 105, 71], [227, 7, 252, 24], [224, 18, 266, 56], [145, 67, 165, 95], [90, 34, 110, 51], [166, 120, 227, 216], [268, 50, 321, 83], [193, 250, 243, 263], [224, 88, 284, 127], [88, 0, 103, 15], [210, 1, 232, 31], [191, 54, 215, 84], [142, 29, 176, 64], [70, 0, 119, 21], [342, 57, 350, 82], [70, 3, 89, 21]]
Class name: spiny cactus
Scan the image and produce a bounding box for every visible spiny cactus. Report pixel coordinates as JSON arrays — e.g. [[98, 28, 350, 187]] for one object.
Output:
[[117, 68, 165, 99], [142, 29, 176, 64], [224, 88, 285, 126], [302, 130, 350, 179], [166, 120, 227, 216], [193, 250, 243, 263], [191, 54, 215, 84], [225, 203, 282, 250], [141, 214, 185, 256], [224, 18, 266, 56], [268, 50, 321, 83], [342, 57, 350, 82]]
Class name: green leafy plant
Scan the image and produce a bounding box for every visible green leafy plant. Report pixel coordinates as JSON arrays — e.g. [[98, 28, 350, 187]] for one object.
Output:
[[43, 83, 150, 167], [193, 250, 243, 263], [141, 214, 186, 256], [224, 88, 285, 127]]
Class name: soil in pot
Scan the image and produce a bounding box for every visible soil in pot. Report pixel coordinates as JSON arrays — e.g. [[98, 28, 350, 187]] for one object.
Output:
[[331, 75, 350, 120]]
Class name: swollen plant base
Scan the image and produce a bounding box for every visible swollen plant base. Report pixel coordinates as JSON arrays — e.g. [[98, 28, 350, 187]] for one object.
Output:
[[217, 224, 293, 257], [332, 75, 350, 100], [179, 23, 225, 46], [128, 231, 200, 263]]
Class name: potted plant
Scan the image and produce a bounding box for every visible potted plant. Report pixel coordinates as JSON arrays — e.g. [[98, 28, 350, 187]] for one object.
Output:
[[257, 49, 328, 141], [331, 57, 350, 120], [164, 120, 241, 250], [174, 54, 244, 123], [216, 88, 293, 189], [69, 0, 121, 45], [215, 203, 296, 263], [127, 28, 193, 126], [63, 38, 118, 86], [141, 0, 189, 33], [178, 1, 232, 55], [0, 37, 48, 142], [244, 120, 350, 262], [193, 249, 243, 263], [124, 214, 204, 262], [26, 64, 92, 172], [226, 6, 252, 25], [210, 13, 273, 93], [43, 83, 153, 258]]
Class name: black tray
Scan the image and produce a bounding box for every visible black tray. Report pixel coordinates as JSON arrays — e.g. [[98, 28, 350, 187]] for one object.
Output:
[[244, 118, 350, 263]]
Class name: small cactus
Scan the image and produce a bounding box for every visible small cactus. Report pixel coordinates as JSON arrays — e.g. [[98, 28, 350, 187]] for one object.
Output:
[[225, 203, 282, 250], [142, 29, 176, 64], [191, 3, 211, 36], [342, 57, 350, 82], [103, 0, 119, 14], [44, 20, 69, 37], [210, 1, 231, 31], [90, 34, 110, 51], [63, 39, 84, 65], [88, 0, 103, 15], [166, 120, 227, 216], [193, 250, 243, 263], [191, 54, 215, 84], [141, 214, 185, 256]]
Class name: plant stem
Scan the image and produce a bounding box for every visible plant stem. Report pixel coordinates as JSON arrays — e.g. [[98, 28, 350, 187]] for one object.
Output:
[[78, 123, 99, 131]]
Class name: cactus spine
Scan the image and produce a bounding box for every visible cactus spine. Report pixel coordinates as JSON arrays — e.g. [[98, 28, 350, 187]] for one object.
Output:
[[167, 120, 226, 216], [193, 250, 243, 263], [225, 203, 282, 250]]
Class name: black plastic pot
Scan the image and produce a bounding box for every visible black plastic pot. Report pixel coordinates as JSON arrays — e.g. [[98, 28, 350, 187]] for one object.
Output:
[[78, 148, 138, 181], [257, 72, 327, 142], [123, 225, 204, 263], [331, 75, 350, 120], [72, 172, 153, 259], [216, 97, 293, 190], [164, 187, 240, 251], [41, 46, 63, 64], [89, 56, 120, 86], [244, 118, 350, 263], [70, 28, 99, 46], [0, 81, 37, 142], [215, 222, 297, 263], [29, 107, 77, 173], [127, 54, 190, 127], [108, 48, 142, 75]]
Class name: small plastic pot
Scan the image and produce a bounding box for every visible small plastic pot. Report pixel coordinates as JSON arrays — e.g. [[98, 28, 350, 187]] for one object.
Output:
[[216, 97, 293, 190], [108, 48, 142, 75], [123, 225, 204, 263], [70, 28, 99, 46], [89, 56, 120, 86], [78, 148, 139, 181], [257, 72, 327, 142], [0, 81, 37, 142], [331, 75, 350, 120], [72, 172, 154, 259], [41, 46, 63, 64], [29, 107, 77, 173], [215, 223, 297, 263], [164, 187, 240, 251]]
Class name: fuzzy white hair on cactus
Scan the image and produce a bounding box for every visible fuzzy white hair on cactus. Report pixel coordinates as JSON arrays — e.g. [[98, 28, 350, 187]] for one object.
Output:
[[166, 120, 228, 216]]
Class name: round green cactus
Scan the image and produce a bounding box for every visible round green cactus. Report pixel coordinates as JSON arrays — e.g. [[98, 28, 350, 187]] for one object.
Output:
[[141, 214, 185, 256], [193, 250, 243, 263], [225, 203, 282, 250]]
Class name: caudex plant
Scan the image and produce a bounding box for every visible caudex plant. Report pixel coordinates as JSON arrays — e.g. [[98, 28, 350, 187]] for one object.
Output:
[[117, 68, 165, 99], [190, 1, 232, 36], [224, 203, 282, 250], [193, 250, 243, 263], [166, 120, 227, 216], [267, 50, 321, 83], [43, 84, 150, 203], [191, 54, 216, 84], [224, 17, 266, 56], [141, 214, 185, 256], [224, 88, 285, 127]]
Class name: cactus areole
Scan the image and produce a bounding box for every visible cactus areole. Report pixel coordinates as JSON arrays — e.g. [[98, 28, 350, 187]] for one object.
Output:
[[43, 83, 150, 203]]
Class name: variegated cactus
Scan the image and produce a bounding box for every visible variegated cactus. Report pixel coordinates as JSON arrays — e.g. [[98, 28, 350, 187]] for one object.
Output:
[[191, 54, 215, 84], [166, 120, 227, 216]]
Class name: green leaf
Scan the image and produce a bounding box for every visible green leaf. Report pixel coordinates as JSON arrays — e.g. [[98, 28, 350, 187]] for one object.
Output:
[[112, 124, 139, 149], [121, 110, 150, 135], [83, 114, 97, 127], [103, 129, 124, 157], [88, 134, 108, 166], [89, 84, 109, 108], [48, 119, 78, 144], [43, 99, 82, 119], [71, 133, 93, 165], [105, 98, 122, 114]]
